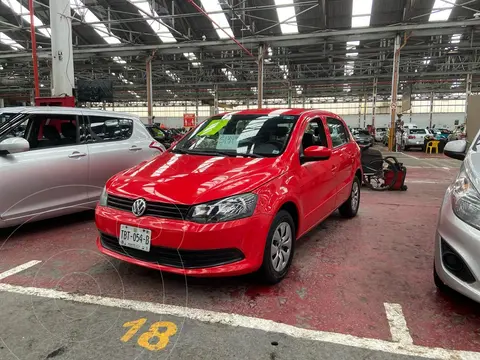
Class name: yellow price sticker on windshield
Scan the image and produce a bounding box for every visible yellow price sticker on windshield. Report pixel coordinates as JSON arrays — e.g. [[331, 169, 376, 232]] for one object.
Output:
[[198, 119, 229, 136]]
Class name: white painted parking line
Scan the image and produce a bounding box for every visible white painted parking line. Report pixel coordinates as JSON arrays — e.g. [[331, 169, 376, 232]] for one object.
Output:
[[0, 260, 41, 280], [384, 303, 413, 345], [0, 283, 479, 360], [400, 152, 419, 160]]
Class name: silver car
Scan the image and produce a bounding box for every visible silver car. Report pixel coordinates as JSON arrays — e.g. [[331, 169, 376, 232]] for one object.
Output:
[[403, 128, 428, 150], [0, 107, 165, 228], [434, 135, 480, 303]]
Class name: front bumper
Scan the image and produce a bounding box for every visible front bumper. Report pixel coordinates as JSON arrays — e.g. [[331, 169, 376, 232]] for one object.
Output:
[[95, 206, 272, 277], [435, 187, 480, 303]]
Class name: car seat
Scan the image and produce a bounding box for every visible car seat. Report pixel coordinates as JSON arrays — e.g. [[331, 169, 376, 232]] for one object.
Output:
[[61, 122, 77, 144], [40, 125, 61, 147]]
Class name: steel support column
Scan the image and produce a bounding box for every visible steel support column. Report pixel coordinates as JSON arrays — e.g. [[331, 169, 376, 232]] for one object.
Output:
[[146, 55, 153, 124], [363, 94, 367, 128], [465, 72, 473, 122], [429, 92, 434, 128], [287, 81, 293, 107], [49, 0, 74, 96], [257, 45, 265, 109], [214, 84, 219, 113], [372, 78, 378, 131], [389, 34, 401, 152]]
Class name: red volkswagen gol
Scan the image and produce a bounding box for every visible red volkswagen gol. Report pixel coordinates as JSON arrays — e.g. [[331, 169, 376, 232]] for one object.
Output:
[[96, 109, 362, 283]]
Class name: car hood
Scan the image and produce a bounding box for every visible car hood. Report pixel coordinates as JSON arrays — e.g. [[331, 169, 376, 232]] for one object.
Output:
[[108, 152, 286, 204]]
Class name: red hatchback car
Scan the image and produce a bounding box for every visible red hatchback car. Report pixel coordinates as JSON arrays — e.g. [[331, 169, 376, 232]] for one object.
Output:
[[96, 109, 362, 283]]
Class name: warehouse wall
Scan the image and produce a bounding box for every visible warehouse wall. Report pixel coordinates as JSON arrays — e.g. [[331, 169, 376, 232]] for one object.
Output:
[[141, 113, 464, 129]]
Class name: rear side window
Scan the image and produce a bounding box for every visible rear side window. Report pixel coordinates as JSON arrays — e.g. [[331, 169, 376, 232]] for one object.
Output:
[[409, 129, 426, 135], [87, 116, 133, 142], [327, 118, 349, 147]]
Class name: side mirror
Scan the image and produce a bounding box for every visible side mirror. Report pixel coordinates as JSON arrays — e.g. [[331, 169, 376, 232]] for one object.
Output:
[[302, 146, 332, 163], [0, 137, 29, 155], [444, 140, 467, 161]]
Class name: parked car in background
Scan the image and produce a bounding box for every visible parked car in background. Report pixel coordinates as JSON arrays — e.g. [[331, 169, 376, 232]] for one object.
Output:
[[145, 124, 176, 148], [448, 124, 467, 142], [434, 133, 480, 303], [433, 128, 452, 141], [0, 107, 165, 228], [352, 129, 374, 147], [375, 127, 387, 142], [403, 128, 429, 151], [96, 109, 363, 283]]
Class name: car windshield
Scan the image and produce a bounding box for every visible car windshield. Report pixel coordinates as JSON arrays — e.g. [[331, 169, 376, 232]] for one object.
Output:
[[172, 114, 299, 157]]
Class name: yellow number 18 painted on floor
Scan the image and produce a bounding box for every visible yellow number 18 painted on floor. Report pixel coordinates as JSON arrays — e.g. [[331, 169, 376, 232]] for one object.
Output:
[[121, 318, 177, 351]]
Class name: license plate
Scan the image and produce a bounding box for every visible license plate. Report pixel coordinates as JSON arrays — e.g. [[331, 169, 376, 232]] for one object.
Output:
[[119, 225, 151, 252]]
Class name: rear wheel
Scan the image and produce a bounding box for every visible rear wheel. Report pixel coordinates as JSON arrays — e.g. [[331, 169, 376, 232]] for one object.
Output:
[[339, 176, 361, 218], [259, 210, 295, 284]]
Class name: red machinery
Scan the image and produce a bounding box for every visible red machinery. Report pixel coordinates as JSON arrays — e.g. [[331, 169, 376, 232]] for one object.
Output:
[[35, 96, 75, 107]]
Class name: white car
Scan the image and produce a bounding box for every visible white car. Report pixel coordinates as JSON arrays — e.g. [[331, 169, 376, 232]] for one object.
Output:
[[403, 128, 428, 151], [374, 127, 387, 142], [0, 106, 165, 228]]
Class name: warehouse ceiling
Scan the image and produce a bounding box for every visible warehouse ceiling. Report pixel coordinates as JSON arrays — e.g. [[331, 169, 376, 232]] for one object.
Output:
[[0, 0, 479, 102]]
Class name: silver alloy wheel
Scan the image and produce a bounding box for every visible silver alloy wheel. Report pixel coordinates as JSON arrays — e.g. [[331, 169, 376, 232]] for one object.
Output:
[[351, 181, 360, 212], [271, 222, 293, 272]]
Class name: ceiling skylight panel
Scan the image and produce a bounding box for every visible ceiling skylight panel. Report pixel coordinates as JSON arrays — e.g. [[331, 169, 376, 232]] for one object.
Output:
[[429, 0, 455, 22], [0, 32, 24, 50], [70, 0, 121, 44], [1, 0, 51, 37], [199, 0, 234, 39], [279, 64, 289, 79], [344, 61, 354, 76], [130, 0, 176, 43], [351, 0, 372, 28], [451, 34, 462, 44], [184, 52, 201, 67], [274, 0, 299, 34]]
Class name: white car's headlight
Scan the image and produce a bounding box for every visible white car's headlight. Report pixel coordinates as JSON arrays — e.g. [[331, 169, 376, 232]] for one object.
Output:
[[451, 168, 480, 230], [187, 193, 258, 223], [99, 187, 109, 207]]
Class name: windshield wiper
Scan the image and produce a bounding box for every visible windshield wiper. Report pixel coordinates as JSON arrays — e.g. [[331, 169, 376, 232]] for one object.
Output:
[[172, 149, 263, 158]]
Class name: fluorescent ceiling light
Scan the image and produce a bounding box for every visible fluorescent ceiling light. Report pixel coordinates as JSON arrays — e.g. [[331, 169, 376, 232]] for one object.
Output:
[[344, 61, 354, 76], [222, 68, 237, 82], [112, 56, 126, 64], [279, 64, 289, 79], [130, 0, 176, 43], [274, 0, 299, 34], [199, 0, 234, 39], [1, 0, 51, 37], [165, 70, 180, 83], [184, 52, 202, 67], [351, 0, 372, 28], [346, 52, 358, 57], [295, 85, 302, 95], [451, 33, 461, 44], [347, 40, 360, 49], [251, 87, 258, 94], [429, 0, 455, 22], [70, 0, 120, 44], [0, 32, 24, 50], [423, 57, 431, 65], [207, 88, 215, 96]]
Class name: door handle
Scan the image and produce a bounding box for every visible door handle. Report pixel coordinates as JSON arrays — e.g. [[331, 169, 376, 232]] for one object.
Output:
[[129, 146, 143, 151], [68, 151, 87, 159]]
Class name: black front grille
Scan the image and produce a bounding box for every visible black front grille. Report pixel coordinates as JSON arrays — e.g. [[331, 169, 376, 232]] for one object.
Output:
[[107, 194, 191, 220], [100, 233, 245, 269]]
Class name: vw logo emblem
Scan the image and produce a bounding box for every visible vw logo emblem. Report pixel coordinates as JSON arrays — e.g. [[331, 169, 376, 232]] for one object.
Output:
[[132, 198, 147, 217]]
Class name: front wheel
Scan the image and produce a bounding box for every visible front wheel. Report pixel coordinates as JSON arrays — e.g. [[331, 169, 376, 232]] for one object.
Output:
[[339, 176, 361, 218], [259, 210, 295, 284]]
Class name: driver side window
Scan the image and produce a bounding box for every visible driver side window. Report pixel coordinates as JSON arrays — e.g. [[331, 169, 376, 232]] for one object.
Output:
[[301, 119, 328, 154]]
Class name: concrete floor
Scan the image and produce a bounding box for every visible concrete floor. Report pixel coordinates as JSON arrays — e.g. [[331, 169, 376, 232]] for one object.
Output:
[[1, 150, 479, 359]]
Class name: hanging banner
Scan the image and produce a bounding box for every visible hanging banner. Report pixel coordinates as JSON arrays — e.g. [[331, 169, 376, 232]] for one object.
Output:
[[183, 113, 196, 127]]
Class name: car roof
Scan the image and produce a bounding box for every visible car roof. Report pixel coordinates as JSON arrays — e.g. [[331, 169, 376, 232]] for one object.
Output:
[[213, 108, 340, 118], [0, 106, 139, 119]]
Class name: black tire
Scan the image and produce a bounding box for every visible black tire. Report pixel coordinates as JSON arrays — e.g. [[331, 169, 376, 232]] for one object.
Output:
[[339, 176, 361, 218], [433, 262, 450, 292], [259, 210, 295, 284], [404, 146, 409, 151]]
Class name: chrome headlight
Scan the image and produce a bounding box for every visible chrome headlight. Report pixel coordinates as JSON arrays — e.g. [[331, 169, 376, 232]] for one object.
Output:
[[99, 186, 109, 207], [187, 193, 258, 223], [451, 168, 480, 230]]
